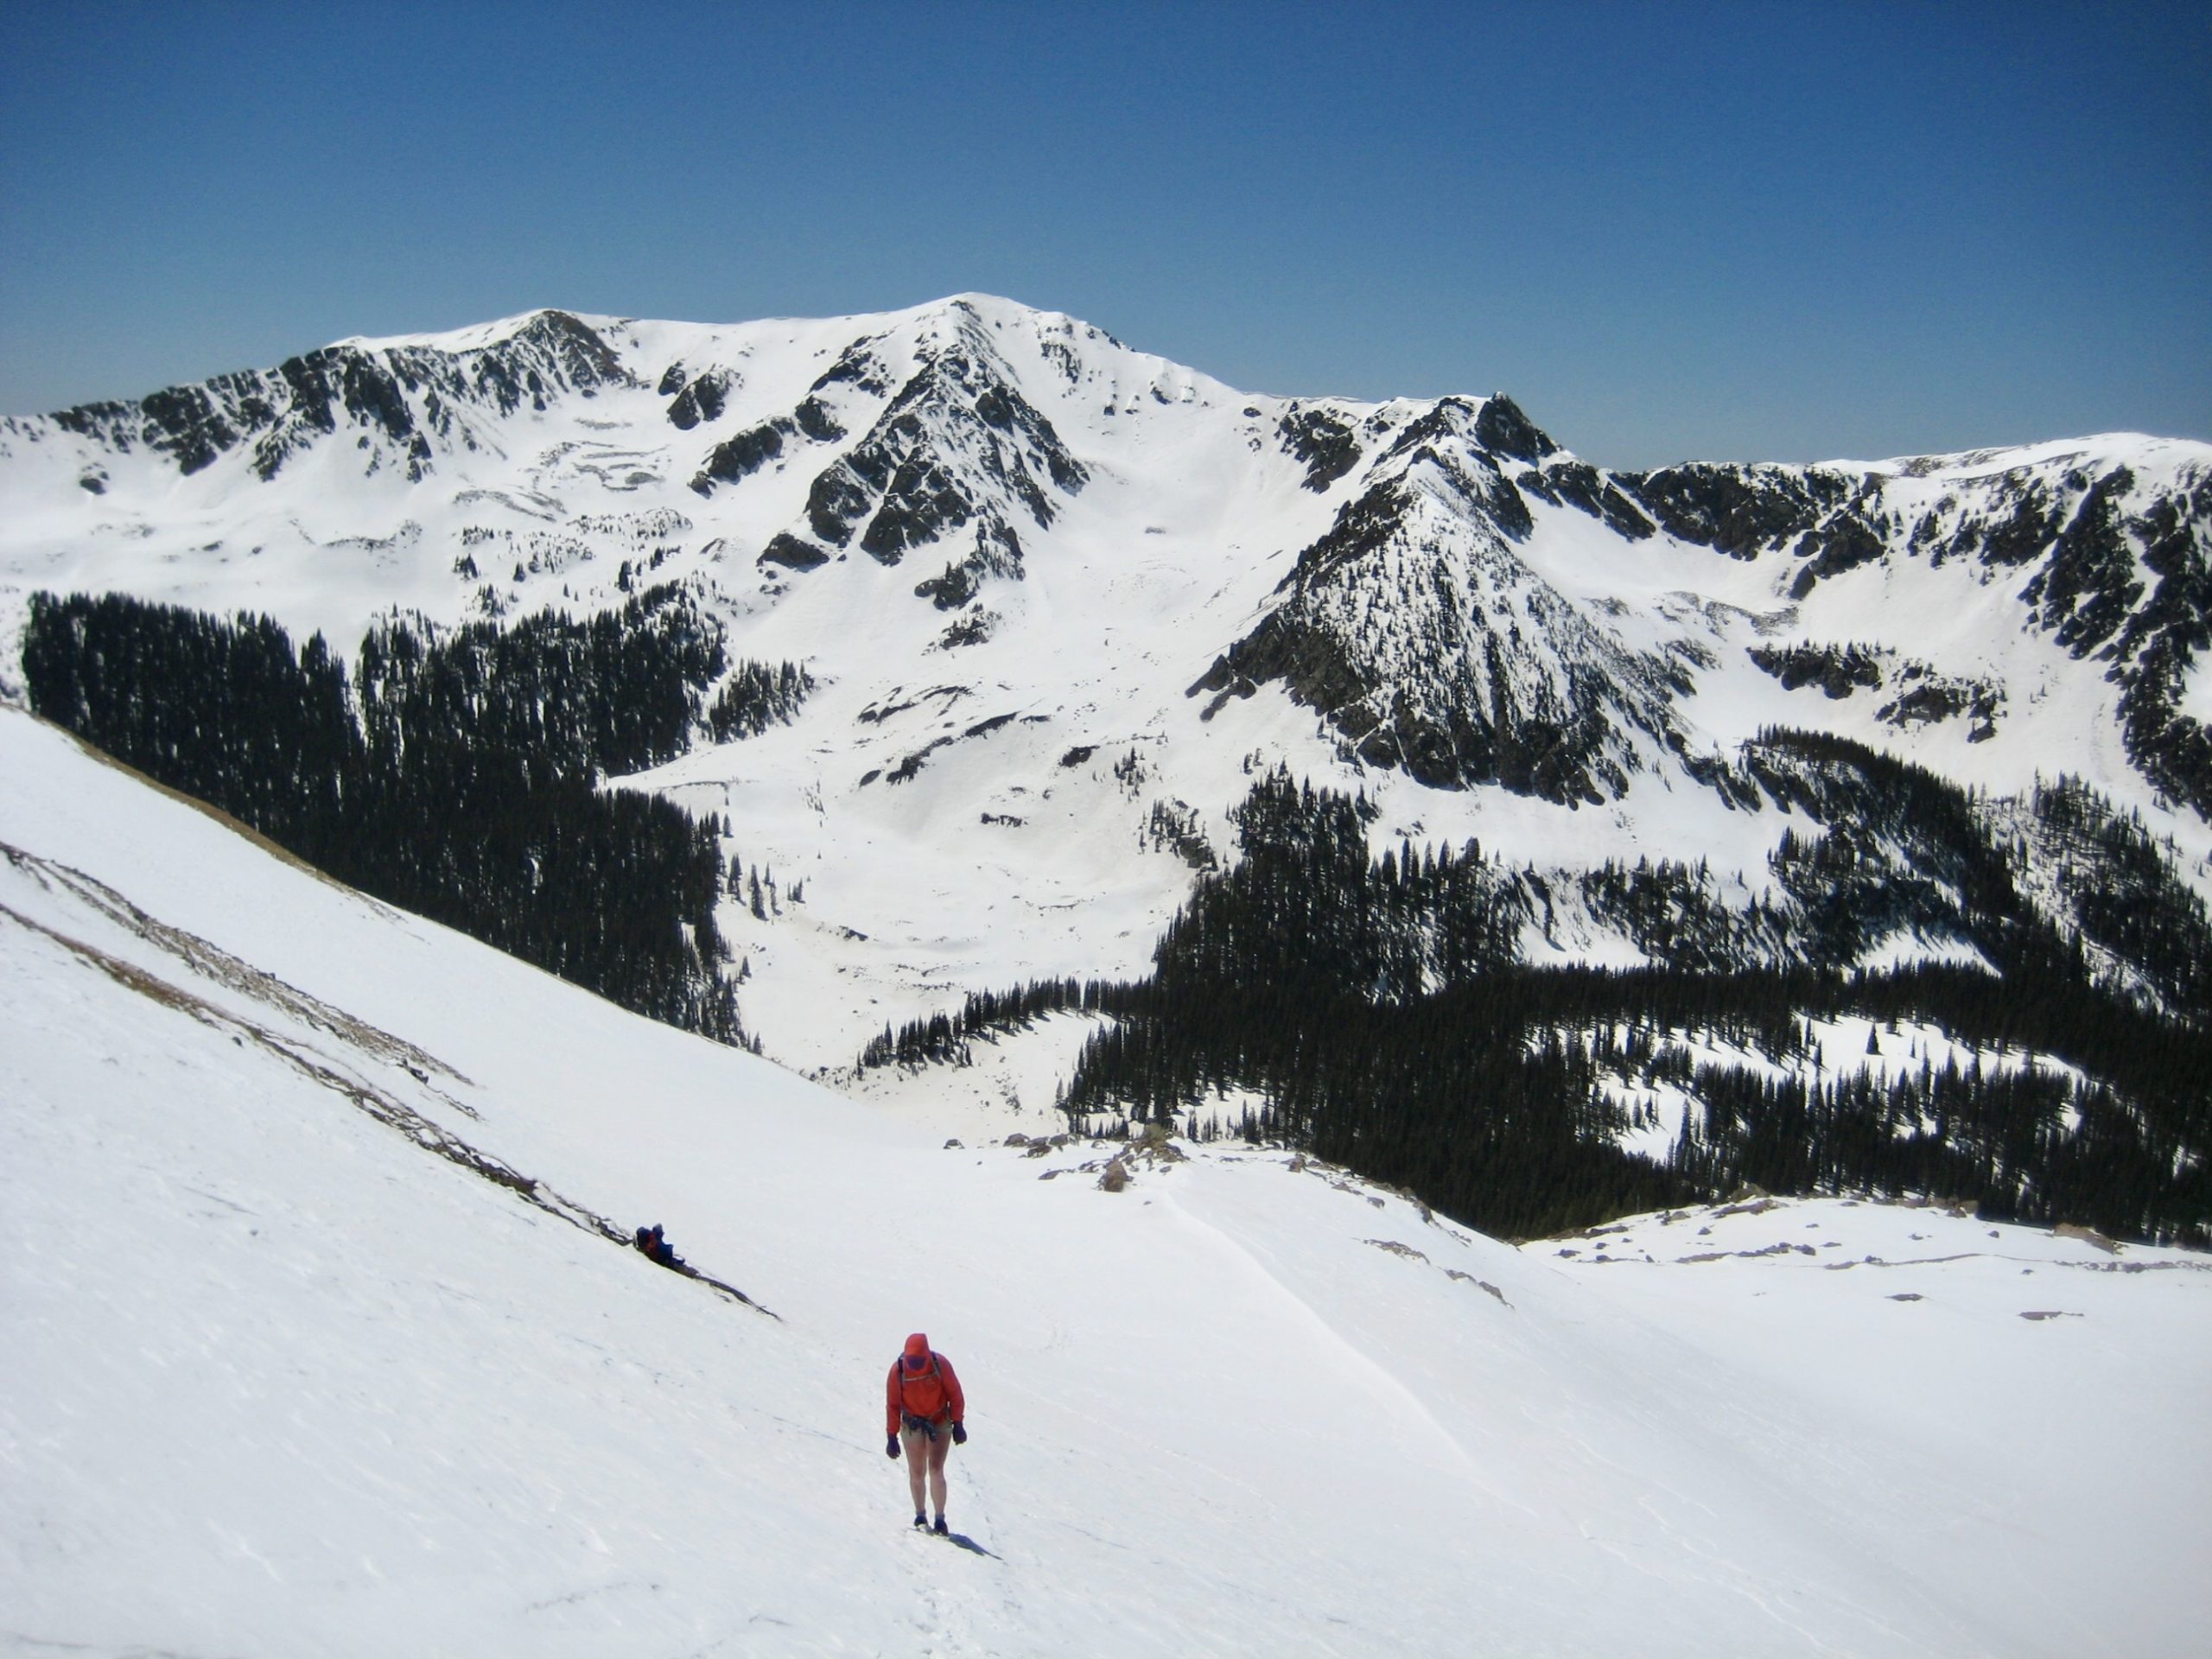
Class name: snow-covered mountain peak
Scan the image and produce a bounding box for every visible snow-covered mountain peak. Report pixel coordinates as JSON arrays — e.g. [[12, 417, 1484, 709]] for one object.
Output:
[[3, 298, 2209, 1071], [327, 304, 599, 357], [4, 307, 633, 493], [1849, 430, 2198, 480], [1198, 391, 1695, 804]]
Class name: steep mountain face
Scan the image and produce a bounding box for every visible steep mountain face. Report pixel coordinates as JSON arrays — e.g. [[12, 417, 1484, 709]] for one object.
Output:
[[1192, 397, 1697, 804], [771, 306, 1090, 608], [2, 295, 2209, 1087], [1194, 403, 2212, 816], [18, 309, 632, 486], [1615, 452, 2212, 819], [690, 305, 1088, 610]]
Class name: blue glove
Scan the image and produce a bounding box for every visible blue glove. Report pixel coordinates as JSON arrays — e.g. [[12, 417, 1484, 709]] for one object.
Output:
[[951, 1422, 967, 1446], [887, 1435, 900, 1459]]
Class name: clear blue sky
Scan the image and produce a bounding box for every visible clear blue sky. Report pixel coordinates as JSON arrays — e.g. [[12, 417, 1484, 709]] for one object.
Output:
[[3, 1, 2206, 467]]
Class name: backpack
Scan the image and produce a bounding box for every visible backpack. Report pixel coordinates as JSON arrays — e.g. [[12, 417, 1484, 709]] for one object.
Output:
[[896, 1351, 949, 1421]]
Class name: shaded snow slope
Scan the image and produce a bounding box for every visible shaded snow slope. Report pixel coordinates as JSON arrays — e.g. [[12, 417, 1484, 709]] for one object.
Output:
[[2, 296, 2208, 1080], [4, 704, 2208, 1656]]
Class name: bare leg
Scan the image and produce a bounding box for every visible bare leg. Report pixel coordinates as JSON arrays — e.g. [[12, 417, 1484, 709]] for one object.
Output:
[[927, 1429, 952, 1519], [902, 1427, 927, 1516]]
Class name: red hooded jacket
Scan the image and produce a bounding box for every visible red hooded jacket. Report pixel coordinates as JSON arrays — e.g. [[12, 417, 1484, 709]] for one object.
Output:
[[886, 1349, 965, 1436]]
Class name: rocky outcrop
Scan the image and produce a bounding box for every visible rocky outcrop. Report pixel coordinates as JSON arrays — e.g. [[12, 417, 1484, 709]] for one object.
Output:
[[42, 309, 632, 483], [1276, 405, 1363, 492], [691, 419, 793, 494], [757, 533, 830, 571], [1608, 450, 2212, 820], [1197, 415, 1693, 804], [798, 307, 1087, 569], [913, 518, 1024, 609], [665, 369, 733, 430]]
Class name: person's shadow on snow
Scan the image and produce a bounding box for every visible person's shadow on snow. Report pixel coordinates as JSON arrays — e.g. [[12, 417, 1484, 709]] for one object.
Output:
[[942, 1531, 995, 1558]]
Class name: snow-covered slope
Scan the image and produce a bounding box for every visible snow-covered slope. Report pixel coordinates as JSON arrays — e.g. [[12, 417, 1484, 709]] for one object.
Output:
[[4, 704, 2206, 1656], [3, 296, 2209, 1075]]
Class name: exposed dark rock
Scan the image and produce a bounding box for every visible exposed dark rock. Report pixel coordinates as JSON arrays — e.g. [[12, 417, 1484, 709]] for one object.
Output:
[[1276, 406, 1363, 492], [1471, 394, 1557, 464], [1749, 642, 2003, 740], [758, 533, 830, 571], [794, 396, 845, 442], [43, 308, 631, 484], [1478, 463, 1535, 540], [1788, 513, 1890, 600], [810, 340, 892, 397], [1197, 672, 1260, 721], [1276, 479, 1415, 590], [912, 518, 1023, 607], [444, 309, 628, 416], [135, 384, 239, 475], [1606, 449, 2208, 821], [805, 466, 876, 546], [1618, 463, 1853, 560], [666, 370, 730, 430], [915, 565, 981, 609], [690, 420, 791, 494], [800, 337, 1085, 565], [1377, 397, 1483, 467], [1516, 468, 1560, 506], [887, 736, 954, 784], [658, 364, 689, 396], [862, 456, 976, 562], [2024, 467, 2143, 655], [1878, 679, 1994, 735], [2109, 478, 2212, 819], [1204, 429, 1691, 803], [937, 611, 997, 649], [1541, 460, 1656, 540], [1949, 474, 2069, 569]]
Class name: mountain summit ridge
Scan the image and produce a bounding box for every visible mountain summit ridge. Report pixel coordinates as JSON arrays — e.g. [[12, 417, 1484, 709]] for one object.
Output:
[[3, 296, 2208, 1071]]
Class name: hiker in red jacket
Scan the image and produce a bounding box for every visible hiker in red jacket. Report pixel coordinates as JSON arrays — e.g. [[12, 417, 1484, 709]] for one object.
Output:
[[885, 1332, 966, 1534]]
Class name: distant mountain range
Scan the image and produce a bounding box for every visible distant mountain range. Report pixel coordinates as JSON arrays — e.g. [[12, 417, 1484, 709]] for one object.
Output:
[[5, 296, 2208, 1242]]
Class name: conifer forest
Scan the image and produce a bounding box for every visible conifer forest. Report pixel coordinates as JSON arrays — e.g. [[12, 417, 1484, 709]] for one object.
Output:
[[23, 588, 807, 1046], [23, 588, 2212, 1249], [867, 766, 2212, 1245]]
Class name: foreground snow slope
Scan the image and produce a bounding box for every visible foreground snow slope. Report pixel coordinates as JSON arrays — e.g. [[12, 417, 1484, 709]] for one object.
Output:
[[3, 704, 2208, 1657]]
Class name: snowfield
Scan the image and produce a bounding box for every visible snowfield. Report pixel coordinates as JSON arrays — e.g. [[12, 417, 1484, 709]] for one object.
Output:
[[4, 704, 2207, 1657], [5, 295, 2209, 1080]]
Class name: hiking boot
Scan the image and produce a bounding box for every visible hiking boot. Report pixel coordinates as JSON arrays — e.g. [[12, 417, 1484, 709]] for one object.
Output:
[[913, 1512, 928, 1529], [932, 1516, 948, 1535]]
